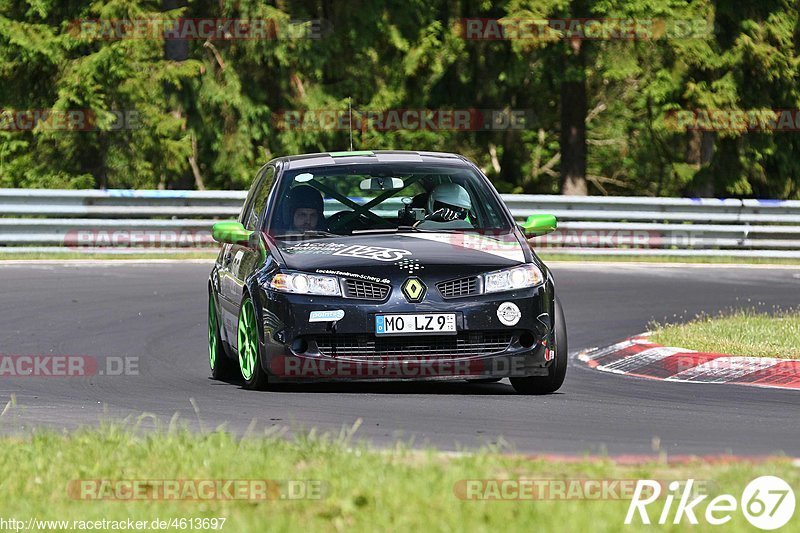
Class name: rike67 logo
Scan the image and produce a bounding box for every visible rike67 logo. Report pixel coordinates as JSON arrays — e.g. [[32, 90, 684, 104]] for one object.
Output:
[[626, 476, 795, 530]]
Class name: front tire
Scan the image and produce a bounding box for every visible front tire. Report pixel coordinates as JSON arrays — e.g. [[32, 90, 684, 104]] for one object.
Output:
[[510, 296, 568, 395], [237, 295, 270, 390], [209, 292, 236, 379]]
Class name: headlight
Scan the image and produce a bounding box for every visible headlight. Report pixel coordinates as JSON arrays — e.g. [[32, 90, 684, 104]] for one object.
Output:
[[483, 264, 543, 294], [269, 272, 341, 296]]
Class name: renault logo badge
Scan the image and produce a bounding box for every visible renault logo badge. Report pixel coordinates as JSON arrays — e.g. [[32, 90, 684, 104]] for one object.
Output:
[[402, 277, 426, 302]]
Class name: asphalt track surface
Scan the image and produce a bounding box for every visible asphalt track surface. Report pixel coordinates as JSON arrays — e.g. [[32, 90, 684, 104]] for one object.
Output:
[[1, 261, 798, 456]]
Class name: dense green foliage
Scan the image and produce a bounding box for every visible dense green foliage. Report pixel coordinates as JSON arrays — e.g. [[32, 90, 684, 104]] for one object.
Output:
[[1, 0, 798, 198]]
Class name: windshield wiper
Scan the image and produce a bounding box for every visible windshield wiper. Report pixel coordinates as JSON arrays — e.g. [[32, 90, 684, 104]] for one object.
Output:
[[273, 230, 340, 239], [304, 230, 339, 237], [351, 226, 423, 234]]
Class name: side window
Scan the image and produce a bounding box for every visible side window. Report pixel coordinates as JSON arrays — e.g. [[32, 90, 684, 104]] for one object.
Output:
[[238, 170, 264, 227], [244, 166, 276, 231]]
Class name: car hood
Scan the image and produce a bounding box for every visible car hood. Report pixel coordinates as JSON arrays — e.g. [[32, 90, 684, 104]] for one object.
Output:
[[273, 232, 528, 278]]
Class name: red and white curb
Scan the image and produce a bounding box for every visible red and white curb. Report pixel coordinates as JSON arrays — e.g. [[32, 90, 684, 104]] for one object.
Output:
[[578, 334, 800, 390]]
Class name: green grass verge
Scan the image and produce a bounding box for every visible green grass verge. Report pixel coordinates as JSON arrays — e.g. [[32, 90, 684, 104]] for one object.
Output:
[[0, 251, 218, 261], [650, 310, 800, 359], [0, 424, 796, 532], [538, 253, 800, 265]]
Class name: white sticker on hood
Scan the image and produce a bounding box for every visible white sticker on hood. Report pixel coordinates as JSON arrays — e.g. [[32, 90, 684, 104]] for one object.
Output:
[[332, 244, 411, 262], [284, 242, 347, 255], [401, 233, 525, 262], [309, 310, 345, 322], [316, 269, 390, 285]]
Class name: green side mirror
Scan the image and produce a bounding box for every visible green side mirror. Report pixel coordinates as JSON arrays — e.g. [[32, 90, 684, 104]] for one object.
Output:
[[212, 221, 253, 245], [521, 214, 557, 237]]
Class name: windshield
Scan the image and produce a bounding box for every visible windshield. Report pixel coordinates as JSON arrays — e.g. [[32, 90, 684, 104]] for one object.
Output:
[[267, 163, 512, 238]]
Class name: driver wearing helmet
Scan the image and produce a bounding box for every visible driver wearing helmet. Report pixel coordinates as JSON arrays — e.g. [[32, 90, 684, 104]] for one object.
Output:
[[415, 182, 474, 230], [285, 185, 325, 232]]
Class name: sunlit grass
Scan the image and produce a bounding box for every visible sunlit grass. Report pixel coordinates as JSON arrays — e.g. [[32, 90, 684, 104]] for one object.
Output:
[[650, 310, 800, 359], [539, 253, 800, 265], [0, 421, 796, 532], [0, 251, 217, 261]]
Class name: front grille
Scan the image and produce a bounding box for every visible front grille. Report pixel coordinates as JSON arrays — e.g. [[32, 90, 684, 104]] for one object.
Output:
[[437, 277, 479, 298], [343, 279, 390, 300], [315, 331, 513, 361]]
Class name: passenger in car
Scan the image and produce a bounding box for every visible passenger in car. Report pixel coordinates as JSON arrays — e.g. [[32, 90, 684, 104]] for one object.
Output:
[[415, 183, 474, 230]]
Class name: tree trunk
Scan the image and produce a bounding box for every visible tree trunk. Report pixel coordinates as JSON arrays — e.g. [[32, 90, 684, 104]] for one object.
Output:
[[162, 0, 189, 189], [162, 0, 188, 61], [686, 130, 715, 196], [559, 38, 588, 195]]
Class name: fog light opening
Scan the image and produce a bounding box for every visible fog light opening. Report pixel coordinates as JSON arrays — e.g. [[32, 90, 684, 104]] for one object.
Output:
[[519, 332, 536, 349], [291, 338, 308, 354]]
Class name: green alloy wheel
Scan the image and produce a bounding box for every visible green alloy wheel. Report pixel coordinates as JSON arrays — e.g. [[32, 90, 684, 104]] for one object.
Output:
[[237, 296, 269, 389], [208, 293, 236, 379]]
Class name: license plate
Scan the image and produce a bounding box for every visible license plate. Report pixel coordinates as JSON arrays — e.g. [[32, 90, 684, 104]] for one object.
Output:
[[375, 313, 456, 335]]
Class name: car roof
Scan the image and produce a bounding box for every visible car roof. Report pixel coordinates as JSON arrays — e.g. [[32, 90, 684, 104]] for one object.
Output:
[[273, 150, 470, 171]]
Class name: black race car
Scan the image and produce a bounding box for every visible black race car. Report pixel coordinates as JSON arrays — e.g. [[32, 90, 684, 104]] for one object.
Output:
[[208, 150, 566, 394]]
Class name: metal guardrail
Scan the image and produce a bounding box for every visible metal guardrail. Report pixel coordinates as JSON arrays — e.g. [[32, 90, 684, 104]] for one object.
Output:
[[1, 188, 800, 258], [0, 188, 244, 218], [503, 195, 800, 223]]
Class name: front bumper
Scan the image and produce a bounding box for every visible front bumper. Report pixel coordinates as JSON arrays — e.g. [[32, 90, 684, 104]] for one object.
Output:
[[254, 281, 555, 382]]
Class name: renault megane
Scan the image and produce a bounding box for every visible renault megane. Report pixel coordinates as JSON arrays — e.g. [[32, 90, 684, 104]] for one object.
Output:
[[207, 150, 566, 394]]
